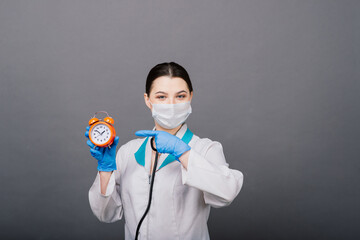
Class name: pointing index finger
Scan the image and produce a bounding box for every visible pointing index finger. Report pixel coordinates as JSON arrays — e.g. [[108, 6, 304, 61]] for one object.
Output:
[[135, 130, 158, 137]]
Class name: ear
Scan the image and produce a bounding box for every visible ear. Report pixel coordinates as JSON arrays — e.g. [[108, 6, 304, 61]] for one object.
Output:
[[189, 91, 194, 101], [144, 93, 152, 110]]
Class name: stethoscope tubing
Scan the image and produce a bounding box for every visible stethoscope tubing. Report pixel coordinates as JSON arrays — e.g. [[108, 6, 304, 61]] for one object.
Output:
[[135, 137, 159, 240]]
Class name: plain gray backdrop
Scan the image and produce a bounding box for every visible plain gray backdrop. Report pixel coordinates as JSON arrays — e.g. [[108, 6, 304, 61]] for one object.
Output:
[[1, 0, 359, 239]]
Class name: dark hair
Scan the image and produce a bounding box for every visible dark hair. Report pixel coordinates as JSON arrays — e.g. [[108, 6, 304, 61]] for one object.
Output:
[[145, 62, 193, 96]]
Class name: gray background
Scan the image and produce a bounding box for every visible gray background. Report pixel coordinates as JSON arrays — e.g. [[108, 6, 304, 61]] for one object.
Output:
[[0, 0, 359, 239]]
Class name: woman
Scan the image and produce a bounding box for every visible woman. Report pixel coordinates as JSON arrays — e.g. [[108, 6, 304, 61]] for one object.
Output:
[[85, 62, 244, 240]]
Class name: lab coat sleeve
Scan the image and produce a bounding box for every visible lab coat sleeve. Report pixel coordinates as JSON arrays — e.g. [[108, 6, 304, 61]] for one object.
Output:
[[181, 141, 244, 208], [88, 145, 125, 223]]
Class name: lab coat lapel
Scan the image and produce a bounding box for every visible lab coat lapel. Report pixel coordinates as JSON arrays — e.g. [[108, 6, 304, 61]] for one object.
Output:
[[134, 137, 148, 167]]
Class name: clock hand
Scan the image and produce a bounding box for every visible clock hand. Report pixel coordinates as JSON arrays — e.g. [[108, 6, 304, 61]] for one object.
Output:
[[101, 130, 106, 135]]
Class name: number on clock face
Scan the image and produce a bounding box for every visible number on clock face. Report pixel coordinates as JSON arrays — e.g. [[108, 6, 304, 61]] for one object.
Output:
[[91, 124, 111, 145]]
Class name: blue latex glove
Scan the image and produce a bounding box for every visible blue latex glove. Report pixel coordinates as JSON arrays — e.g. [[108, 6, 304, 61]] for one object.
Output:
[[85, 126, 119, 172], [135, 130, 191, 160]]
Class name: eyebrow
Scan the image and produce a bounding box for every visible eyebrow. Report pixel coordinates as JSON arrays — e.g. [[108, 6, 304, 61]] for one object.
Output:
[[155, 90, 188, 94]]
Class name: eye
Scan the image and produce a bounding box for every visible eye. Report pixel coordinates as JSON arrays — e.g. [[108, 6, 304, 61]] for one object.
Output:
[[156, 96, 166, 99], [177, 95, 186, 99]]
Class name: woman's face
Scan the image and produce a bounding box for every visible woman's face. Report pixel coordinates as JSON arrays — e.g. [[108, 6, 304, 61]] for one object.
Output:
[[144, 76, 193, 110]]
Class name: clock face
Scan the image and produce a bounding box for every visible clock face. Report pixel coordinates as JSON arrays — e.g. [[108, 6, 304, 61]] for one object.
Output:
[[90, 123, 112, 146]]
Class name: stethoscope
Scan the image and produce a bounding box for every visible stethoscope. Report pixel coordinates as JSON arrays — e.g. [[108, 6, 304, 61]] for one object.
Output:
[[134, 124, 184, 239], [135, 137, 159, 240]]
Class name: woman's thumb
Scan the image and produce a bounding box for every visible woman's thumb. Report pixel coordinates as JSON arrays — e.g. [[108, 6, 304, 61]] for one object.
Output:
[[112, 136, 120, 147]]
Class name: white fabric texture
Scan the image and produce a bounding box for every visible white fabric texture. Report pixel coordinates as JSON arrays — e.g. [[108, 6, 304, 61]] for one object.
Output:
[[88, 123, 244, 240]]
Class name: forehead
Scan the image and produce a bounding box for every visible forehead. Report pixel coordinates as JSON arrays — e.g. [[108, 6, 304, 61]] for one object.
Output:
[[151, 76, 189, 93]]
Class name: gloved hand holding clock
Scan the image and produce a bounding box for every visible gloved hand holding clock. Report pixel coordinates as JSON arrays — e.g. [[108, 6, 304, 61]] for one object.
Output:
[[85, 126, 119, 172]]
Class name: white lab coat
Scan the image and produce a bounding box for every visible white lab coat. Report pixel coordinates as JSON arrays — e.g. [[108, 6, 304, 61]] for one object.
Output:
[[88, 123, 244, 240]]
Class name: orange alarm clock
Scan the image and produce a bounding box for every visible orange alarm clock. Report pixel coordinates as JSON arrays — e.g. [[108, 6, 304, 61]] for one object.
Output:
[[88, 111, 116, 148]]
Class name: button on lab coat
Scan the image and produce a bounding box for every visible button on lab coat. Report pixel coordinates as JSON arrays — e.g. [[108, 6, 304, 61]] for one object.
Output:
[[88, 123, 244, 240]]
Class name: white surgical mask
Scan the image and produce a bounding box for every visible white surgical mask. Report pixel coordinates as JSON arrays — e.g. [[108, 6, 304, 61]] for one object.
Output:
[[149, 101, 192, 129]]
